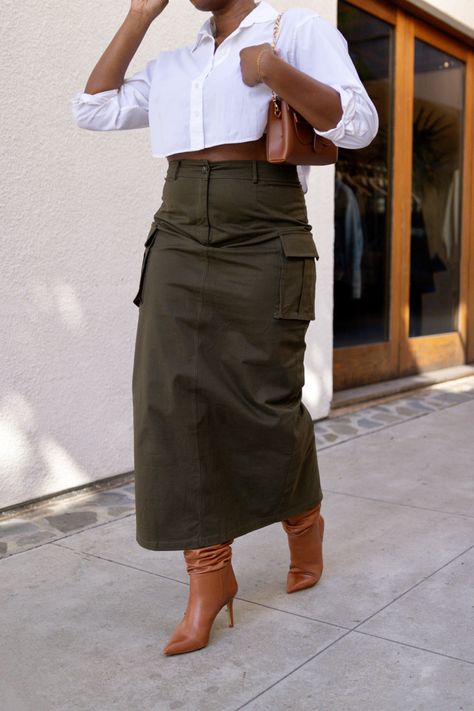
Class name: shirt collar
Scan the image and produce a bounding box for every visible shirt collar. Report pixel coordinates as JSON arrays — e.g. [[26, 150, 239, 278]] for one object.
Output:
[[191, 0, 279, 53]]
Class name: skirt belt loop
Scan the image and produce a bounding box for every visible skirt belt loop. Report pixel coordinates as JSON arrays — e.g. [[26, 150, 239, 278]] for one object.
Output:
[[169, 160, 180, 180]]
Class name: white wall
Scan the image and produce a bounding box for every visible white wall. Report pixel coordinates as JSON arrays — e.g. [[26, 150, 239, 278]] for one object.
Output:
[[411, 0, 474, 38], [2, 0, 471, 510]]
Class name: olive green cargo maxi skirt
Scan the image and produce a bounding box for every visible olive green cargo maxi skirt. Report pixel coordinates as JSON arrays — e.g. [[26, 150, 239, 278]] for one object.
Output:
[[131, 159, 323, 551]]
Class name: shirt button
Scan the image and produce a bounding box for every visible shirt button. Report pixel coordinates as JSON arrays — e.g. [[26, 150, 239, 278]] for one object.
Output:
[[201, 166, 208, 173]]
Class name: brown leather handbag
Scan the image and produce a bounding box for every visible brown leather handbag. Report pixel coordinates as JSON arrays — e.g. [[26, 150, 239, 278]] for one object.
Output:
[[265, 13, 339, 166]]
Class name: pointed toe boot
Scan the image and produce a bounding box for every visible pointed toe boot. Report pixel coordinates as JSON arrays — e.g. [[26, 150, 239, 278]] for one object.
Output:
[[281, 503, 325, 594], [162, 539, 238, 656]]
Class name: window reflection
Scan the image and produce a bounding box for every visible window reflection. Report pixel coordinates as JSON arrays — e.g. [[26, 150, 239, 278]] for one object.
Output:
[[409, 40, 464, 337]]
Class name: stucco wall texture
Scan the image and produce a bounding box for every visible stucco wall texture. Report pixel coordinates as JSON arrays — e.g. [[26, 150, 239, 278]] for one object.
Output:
[[1, 0, 471, 510]]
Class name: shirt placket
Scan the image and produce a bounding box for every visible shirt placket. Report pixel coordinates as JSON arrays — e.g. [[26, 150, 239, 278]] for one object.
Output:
[[189, 72, 207, 150], [189, 39, 231, 151]]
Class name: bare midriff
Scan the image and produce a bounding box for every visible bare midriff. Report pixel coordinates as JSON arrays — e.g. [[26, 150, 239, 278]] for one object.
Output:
[[167, 134, 268, 162]]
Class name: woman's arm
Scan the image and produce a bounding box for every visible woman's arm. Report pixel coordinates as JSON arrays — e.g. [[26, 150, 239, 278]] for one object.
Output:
[[70, 0, 168, 130], [257, 52, 344, 133], [83, 1, 167, 94], [240, 14, 379, 149]]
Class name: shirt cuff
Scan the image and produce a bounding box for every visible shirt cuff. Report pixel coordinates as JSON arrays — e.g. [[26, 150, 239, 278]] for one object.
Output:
[[70, 89, 119, 105], [312, 84, 356, 143]]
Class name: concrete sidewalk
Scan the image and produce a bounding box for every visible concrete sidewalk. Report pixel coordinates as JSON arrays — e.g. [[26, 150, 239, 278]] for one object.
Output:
[[1, 376, 474, 711]]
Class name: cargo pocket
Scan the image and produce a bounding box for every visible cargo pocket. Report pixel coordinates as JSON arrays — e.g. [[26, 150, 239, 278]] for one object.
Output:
[[273, 230, 319, 321], [132, 221, 159, 307]]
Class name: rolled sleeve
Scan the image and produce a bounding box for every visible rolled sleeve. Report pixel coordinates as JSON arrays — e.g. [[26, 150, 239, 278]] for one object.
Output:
[[291, 15, 379, 149], [70, 57, 158, 131]]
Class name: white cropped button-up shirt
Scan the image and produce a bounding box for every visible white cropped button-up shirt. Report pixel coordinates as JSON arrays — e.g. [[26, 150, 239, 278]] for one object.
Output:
[[70, 0, 379, 193]]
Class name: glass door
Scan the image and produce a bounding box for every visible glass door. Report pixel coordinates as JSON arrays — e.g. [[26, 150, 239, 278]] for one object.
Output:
[[334, 2, 393, 349], [401, 22, 471, 373], [409, 41, 464, 338], [333, 0, 473, 390]]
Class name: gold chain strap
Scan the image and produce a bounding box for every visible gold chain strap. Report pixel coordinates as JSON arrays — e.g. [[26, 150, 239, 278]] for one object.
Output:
[[271, 13, 283, 118]]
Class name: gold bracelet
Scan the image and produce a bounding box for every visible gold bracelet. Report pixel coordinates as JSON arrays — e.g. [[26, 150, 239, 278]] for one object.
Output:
[[256, 47, 274, 82]]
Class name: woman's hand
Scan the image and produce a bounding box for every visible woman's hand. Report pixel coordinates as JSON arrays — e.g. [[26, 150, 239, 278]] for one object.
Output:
[[240, 43, 279, 86], [129, 0, 169, 24]]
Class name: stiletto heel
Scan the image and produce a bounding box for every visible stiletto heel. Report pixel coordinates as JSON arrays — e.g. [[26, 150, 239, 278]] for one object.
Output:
[[226, 598, 235, 627]]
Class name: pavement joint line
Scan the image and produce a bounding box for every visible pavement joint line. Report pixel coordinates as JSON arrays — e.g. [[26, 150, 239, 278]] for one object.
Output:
[[348, 543, 474, 633], [49, 541, 352, 633], [351, 628, 474, 666], [234, 540, 474, 711], [234, 621, 474, 711], [321, 488, 474, 518], [50, 540, 194, 586], [217, 594, 351, 632], [4, 537, 473, 707], [233, 628, 354, 711], [318, 394, 474, 451], [63, 539, 474, 667], [233, 544, 474, 684]]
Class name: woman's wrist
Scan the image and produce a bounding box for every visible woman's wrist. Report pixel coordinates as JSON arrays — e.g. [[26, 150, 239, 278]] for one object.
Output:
[[256, 47, 281, 84], [125, 8, 155, 32]]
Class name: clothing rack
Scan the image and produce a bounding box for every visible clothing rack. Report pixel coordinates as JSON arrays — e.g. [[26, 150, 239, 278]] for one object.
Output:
[[336, 161, 388, 197], [336, 160, 425, 212]]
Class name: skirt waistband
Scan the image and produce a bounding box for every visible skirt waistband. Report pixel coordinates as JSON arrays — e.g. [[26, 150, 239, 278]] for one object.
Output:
[[165, 159, 300, 184]]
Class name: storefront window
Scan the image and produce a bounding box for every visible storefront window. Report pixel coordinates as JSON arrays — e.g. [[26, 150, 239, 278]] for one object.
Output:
[[409, 40, 464, 337], [334, 2, 394, 348]]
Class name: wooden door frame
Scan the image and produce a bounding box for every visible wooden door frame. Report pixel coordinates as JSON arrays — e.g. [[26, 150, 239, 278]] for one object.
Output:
[[333, 0, 399, 390], [462, 52, 474, 363], [400, 15, 473, 373], [333, 0, 474, 391]]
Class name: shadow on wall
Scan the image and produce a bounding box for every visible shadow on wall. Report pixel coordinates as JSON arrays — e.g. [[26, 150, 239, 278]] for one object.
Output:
[[1, 399, 90, 505], [1, 283, 86, 506], [0, 269, 135, 511]]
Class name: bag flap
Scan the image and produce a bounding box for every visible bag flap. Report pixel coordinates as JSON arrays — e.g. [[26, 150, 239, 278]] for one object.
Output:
[[279, 231, 319, 260]]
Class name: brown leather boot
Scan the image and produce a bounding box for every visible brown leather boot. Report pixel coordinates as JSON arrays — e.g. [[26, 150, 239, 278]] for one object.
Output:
[[281, 503, 325, 593], [162, 539, 238, 656]]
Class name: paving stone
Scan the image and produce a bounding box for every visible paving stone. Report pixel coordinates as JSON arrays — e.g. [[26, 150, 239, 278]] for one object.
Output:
[[45, 511, 98, 533], [0, 521, 39, 537], [403, 399, 434, 411], [395, 406, 418, 416], [15, 532, 57, 547], [322, 433, 339, 442], [326, 423, 358, 435], [355, 417, 383, 429], [106, 506, 134, 517], [366, 412, 400, 423]]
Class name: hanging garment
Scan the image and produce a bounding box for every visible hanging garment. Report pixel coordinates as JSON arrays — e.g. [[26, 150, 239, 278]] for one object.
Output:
[[335, 176, 364, 299]]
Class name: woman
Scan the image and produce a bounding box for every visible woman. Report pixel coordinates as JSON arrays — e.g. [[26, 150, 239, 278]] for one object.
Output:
[[71, 0, 378, 656]]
